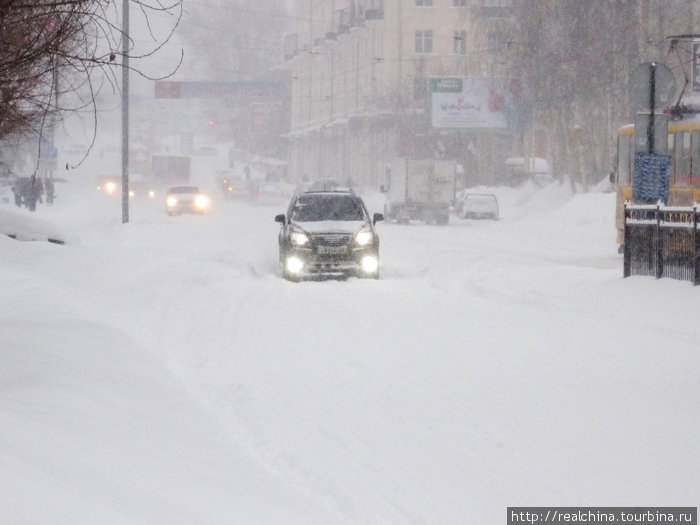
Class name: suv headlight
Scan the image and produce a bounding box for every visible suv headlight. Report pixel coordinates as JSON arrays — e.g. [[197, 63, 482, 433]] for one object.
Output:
[[355, 230, 374, 246], [166, 196, 178, 207], [290, 231, 310, 246]]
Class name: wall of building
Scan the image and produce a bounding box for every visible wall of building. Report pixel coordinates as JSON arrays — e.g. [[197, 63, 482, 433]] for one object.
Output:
[[285, 0, 516, 188]]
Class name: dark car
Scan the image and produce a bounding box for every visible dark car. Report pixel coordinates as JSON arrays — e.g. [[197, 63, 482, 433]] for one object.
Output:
[[275, 190, 384, 280], [217, 171, 248, 200]]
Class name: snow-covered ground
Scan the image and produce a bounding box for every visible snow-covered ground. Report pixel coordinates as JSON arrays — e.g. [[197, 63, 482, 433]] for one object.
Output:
[[1, 171, 698, 524]]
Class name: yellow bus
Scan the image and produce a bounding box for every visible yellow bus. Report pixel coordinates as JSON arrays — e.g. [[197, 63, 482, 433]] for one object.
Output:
[[613, 112, 700, 248]]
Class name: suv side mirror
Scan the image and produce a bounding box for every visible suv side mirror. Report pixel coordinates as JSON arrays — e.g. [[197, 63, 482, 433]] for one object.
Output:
[[274, 214, 285, 224], [373, 212, 384, 225]]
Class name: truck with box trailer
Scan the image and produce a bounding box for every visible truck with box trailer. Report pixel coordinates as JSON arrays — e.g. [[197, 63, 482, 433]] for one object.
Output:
[[380, 158, 456, 225]]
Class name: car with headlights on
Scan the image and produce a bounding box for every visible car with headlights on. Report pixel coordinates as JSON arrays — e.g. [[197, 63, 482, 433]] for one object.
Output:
[[275, 189, 384, 280], [95, 175, 120, 196], [128, 177, 157, 202], [165, 185, 210, 215]]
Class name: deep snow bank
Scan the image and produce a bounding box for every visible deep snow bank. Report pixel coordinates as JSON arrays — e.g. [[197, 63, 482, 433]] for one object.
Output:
[[0, 232, 341, 525]]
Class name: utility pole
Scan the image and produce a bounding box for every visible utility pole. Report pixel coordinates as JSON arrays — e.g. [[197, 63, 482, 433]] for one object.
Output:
[[121, 0, 130, 223], [647, 62, 655, 154]]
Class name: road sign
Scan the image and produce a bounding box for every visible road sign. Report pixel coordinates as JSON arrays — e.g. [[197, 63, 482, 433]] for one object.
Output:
[[628, 62, 677, 111], [634, 113, 669, 154], [633, 152, 671, 203]]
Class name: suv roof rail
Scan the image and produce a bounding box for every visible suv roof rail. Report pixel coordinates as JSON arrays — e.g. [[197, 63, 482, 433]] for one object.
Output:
[[300, 187, 355, 195]]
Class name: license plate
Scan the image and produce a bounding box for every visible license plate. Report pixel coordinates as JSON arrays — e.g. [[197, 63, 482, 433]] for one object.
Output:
[[317, 245, 347, 255]]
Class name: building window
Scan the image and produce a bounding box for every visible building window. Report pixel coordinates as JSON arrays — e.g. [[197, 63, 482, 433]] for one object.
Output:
[[415, 0, 433, 6], [453, 0, 467, 6], [415, 30, 433, 54], [454, 30, 467, 55]]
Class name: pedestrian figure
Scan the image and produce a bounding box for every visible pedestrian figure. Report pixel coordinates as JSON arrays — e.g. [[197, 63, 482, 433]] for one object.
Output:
[[11, 182, 22, 207], [45, 178, 55, 204], [34, 177, 44, 204], [21, 177, 39, 211]]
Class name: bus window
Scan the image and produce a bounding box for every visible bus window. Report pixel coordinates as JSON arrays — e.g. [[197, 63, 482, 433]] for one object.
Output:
[[668, 131, 674, 154], [674, 131, 691, 186], [618, 135, 631, 185], [692, 130, 700, 186]]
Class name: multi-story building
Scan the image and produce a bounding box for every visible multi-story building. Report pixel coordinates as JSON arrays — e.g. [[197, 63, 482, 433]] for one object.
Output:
[[284, 0, 515, 187]]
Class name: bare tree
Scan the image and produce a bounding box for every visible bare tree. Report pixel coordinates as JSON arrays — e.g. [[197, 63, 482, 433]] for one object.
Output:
[[504, 0, 697, 190], [0, 0, 183, 156]]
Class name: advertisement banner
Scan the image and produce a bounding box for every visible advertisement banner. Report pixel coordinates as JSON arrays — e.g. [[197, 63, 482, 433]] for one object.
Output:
[[429, 77, 508, 130]]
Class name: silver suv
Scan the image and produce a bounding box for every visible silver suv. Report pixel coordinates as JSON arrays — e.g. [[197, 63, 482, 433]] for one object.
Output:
[[275, 190, 384, 280]]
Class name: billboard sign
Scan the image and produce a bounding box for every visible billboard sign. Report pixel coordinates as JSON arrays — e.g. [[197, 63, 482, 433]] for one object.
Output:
[[429, 77, 507, 130]]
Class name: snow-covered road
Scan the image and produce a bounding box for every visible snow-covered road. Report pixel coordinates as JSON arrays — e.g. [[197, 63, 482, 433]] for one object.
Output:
[[2, 177, 698, 524]]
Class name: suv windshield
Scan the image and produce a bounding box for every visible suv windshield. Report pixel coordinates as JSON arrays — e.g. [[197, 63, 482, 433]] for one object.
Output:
[[291, 194, 365, 222]]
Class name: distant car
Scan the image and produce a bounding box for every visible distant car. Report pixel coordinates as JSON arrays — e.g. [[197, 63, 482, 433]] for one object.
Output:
[[165, 186, 210, 215], [95, 176, 120, 196], [455, 192, 499, 220], [128, 180, 157, 201], [255, 182, 293, 206], [275, 189, 384, 280], [217, 171, 248, 200]]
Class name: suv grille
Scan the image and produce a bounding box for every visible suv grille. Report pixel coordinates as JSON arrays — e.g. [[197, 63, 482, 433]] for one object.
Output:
[[313, 233, 351, 246]]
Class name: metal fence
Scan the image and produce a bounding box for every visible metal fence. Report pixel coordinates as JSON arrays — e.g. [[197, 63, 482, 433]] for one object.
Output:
[[623, 202, 700, 285]]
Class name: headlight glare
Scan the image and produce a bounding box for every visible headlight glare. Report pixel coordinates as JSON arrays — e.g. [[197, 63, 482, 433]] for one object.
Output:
[[355, 230, 374, 246], [290, 231, 310, 246], [285, 256, 304, 274], [361, 255, 379, 274], [195, 195, 209, 209], [166, 196, 178, 207]]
